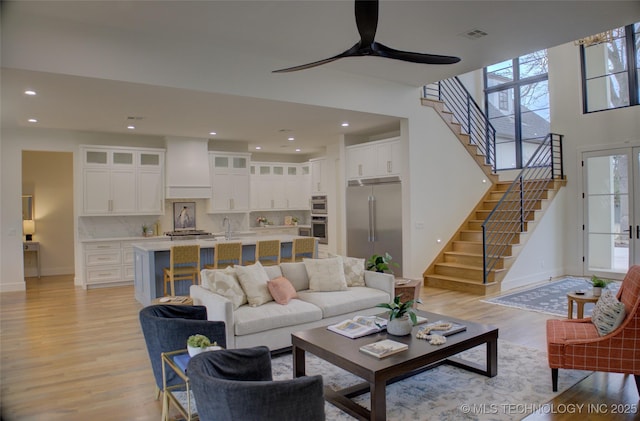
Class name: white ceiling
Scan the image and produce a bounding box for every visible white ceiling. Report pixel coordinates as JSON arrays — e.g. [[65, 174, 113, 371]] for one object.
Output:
[[2, 1, 639, 155]]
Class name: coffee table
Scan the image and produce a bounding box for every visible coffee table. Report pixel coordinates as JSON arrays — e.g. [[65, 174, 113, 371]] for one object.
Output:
[[291, 311, 498, 421]]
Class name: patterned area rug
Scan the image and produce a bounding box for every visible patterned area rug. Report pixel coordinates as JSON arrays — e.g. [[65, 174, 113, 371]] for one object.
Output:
[[271, 340, 591, 421], [482, 277, 621, 318]]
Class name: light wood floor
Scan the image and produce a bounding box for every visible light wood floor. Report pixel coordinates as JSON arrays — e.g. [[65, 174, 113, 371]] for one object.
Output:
[[1, 275, 638, 421]]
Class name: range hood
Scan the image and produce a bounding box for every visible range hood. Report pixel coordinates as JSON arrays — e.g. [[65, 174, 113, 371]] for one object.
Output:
[[165, 137, 211, 199]]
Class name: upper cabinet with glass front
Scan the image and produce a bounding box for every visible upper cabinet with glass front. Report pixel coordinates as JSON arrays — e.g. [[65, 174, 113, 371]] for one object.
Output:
[[80, 146, 165, 215]]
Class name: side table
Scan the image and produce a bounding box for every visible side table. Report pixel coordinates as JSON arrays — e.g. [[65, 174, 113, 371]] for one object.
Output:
[[23, 241, 41, 278], [161, 350, 197, 421], [394, 278, 422, 307], [567, 292, 599, 319], [152, 296, 194, 306]]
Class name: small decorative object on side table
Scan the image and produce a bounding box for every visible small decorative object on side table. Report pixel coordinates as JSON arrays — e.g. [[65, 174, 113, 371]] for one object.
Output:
[[152, 296, 194, 306], [394, 278, 422, 308]]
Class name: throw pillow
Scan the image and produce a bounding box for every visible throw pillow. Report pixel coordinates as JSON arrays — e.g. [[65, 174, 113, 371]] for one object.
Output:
[[205, 266, 247, 310], [329, 253, 366, 287], [267, 276, 298, 305], [591, 289, 626, 336], [235, 261, 273, 307], [303, 257, 348, 292]]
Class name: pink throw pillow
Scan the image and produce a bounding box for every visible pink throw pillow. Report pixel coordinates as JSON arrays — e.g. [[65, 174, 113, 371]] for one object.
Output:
[[267, 276, 298, 305]]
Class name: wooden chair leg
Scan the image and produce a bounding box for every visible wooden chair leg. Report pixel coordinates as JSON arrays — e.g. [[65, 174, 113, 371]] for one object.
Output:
[[552, 368, 558, 392]]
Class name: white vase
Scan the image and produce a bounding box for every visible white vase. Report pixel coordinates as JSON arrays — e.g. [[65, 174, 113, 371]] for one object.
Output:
[[592, 286, 602, 297], [187, 345, 205, 357], [387, 316, 413, 336]]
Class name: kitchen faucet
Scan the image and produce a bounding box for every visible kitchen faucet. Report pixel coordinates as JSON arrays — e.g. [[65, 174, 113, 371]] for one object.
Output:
[[223, 216, 232, 240]]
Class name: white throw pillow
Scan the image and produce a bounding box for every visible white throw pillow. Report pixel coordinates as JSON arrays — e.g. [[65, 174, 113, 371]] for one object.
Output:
[[303, 257, 348, 292], [235, 261, 273, 307], [204, 267, 247, 310], [591, 289, 626, 336], [329, 253, 366, 287]]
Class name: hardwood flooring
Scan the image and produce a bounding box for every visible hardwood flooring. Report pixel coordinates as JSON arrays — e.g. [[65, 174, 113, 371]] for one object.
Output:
[[1, 275, 638, 420]]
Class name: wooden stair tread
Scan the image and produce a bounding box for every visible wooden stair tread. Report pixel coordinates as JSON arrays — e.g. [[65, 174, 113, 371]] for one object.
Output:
[[425, 273, 499, 286], [435, 262, 505, 273]]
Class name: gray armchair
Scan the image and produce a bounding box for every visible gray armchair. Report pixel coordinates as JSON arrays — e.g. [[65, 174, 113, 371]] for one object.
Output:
[[187, 346, 325, 421], [139, 304, 226, 393]]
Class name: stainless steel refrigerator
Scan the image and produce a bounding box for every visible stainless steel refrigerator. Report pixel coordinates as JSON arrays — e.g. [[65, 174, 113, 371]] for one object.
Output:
[[346, 178, 402, 276]]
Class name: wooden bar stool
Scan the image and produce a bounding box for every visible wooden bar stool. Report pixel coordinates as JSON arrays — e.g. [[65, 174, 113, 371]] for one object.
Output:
[[205, 242, 242, 269], [282, 237, 317, 262], [250, 239, 281, 266], [163, 245, 200, 296]]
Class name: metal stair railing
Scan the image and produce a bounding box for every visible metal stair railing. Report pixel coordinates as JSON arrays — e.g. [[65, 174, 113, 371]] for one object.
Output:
[[423, 77, 497, 172], [481, 133, 564, 283]]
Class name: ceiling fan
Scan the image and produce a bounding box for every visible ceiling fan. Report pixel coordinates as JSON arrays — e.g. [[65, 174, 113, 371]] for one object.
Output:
[[273, 0, 461, 73]]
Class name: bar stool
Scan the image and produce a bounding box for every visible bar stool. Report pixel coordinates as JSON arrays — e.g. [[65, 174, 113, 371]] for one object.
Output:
[[249, 239, 281, 266], [205, 242, 243, 269], [282, 237, 317, 262], [163, 245, 200, 296]]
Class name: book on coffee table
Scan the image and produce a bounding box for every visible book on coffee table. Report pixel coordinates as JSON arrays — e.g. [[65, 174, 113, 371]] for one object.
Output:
[[418, 320, 467, 337], [327, 315, 388, 339], [359, 339, 408, 358]]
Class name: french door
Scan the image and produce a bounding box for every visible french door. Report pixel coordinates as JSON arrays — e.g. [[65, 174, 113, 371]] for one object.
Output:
[[583, 147, 640, 279]]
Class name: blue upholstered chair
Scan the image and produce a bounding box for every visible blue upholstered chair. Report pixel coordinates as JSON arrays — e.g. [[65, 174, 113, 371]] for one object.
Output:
[[139, 305, 226, 396], [188, 346, 325, 421]]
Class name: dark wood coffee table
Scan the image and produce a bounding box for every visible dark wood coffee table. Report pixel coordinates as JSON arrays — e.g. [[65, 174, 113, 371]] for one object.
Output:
[[291, 311, 498, 421]]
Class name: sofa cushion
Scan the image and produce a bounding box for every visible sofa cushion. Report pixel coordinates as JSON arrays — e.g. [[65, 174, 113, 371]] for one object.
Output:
[[235, 262, 273, 307], [591, 289, 626, 336], [304, 257, 348, 292], [263, 265, 283, 280], [329, 253, 366, 287], [234, 300, 323, 336], [280, 262, 310, 291], [267, 276, 298, 305], [203, 267, 247, 310], [297, 286, 391, 318]]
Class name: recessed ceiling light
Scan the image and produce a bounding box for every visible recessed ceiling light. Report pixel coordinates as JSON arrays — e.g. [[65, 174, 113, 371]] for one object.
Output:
[[127, 125, 135, 130], [341, 122, 349, 127], [209, 131, 217, 136], [288, 137, 295, 141], [28, 118, 38, 123], [255, 146, 262, 150], [295, 148, 301, 152], [24, 90, 37, 96]]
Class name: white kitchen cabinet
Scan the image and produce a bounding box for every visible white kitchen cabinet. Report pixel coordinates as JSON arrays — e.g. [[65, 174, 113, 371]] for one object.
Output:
[[209, 153, 251, 212], [310, 158, 326, 194], [250, 162, 310, 210], [80, 146, 164, 215], [345, 138, 401, 181]]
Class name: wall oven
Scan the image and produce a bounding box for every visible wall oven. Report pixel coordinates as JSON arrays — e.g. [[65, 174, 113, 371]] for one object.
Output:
[[311, 216, 328, 244], [310, 195, 327, 214]]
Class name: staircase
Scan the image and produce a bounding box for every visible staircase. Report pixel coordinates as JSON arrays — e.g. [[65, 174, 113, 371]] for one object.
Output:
[[421, 78, 565, 295]]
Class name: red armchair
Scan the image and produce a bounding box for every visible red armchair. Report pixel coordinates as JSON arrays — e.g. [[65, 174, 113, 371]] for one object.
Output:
[[546, 265, 640, 393]]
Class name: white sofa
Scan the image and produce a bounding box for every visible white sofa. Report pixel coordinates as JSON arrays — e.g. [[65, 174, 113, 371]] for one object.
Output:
[[190, 261, 395, 351]]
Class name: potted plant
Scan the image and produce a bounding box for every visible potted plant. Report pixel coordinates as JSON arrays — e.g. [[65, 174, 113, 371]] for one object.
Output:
[[142, 224, 151, 237], [187, 334, 212, 357], [366, 253, 399, 274], [256, 216, 268, 227], [588, 275, 608, 297], [376, 295, 422, 336], [291, 217, 299, 226]]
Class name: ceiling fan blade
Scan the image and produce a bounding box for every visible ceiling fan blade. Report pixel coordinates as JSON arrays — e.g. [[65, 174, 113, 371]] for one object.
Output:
[[373, 42, 461, 65], [354, 0, 378, 46], [272, 44, 361, 73]]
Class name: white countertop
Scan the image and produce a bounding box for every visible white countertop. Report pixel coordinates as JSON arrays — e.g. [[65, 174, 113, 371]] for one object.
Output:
[[80, 236, 170, 243], [132, 234, 309, 252]]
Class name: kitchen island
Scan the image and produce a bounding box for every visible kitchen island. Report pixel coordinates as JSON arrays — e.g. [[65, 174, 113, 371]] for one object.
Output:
[[133, 235, 316, 305]]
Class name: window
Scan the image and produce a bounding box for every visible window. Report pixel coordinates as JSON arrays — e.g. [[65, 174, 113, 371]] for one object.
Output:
[[484, 49, 550, 170], [581, 23, 639, 113]]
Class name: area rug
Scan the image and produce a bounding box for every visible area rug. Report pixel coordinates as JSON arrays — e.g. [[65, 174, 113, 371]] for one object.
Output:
[[271, 340, 591, 421], [482, 277, 621, 318]]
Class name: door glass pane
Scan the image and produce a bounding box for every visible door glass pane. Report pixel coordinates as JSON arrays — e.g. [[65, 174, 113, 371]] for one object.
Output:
[[586, 154, 629, 273]]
